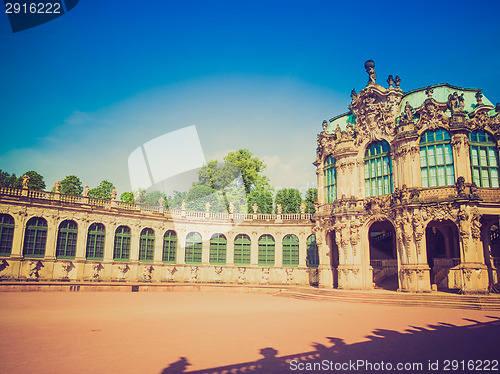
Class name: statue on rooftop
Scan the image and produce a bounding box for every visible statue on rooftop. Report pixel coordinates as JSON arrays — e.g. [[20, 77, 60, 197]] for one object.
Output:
[[364, 60, 376, 85]]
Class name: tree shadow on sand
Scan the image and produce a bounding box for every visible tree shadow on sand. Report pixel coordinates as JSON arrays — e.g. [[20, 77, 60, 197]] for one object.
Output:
[[161, 316, 500, 374]]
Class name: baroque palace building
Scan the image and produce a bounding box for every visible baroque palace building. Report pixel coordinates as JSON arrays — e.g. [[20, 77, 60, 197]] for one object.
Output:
[[0, 61, 499, 293], [314, 61, 500, 293]]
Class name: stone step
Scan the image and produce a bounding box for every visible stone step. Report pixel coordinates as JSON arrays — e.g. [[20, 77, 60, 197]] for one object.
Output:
[[275, 288, 500, 311]]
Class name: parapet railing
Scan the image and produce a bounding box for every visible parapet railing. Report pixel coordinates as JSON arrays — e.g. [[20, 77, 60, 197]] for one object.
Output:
[[0, 187, 312, 222]]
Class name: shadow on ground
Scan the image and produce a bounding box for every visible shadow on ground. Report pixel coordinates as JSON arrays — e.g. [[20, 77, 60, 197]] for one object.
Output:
[[161, 316, 500, 374]]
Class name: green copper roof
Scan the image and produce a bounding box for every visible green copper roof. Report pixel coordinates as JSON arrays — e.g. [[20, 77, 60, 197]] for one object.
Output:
[[327, 111, 354, 133], [399, 83, 494, 116]]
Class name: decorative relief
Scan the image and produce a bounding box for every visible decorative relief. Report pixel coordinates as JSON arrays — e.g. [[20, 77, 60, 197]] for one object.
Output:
[[214, 266, 223, 282], [90, 263, 102, 282], [471, 207, 482, 240], [261, 267, 270, 284], [414, 97, 449, 131], [61, 262, 73, 279], [166, 266, 177, 281], [238, 267, 246, 284], [285, 268, 294, 283], [458, 207, 470, 252], [27, 260, 41, 280], [189, 266, 199, 282]]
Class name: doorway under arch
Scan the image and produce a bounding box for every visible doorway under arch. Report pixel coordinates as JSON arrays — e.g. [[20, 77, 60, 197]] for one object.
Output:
[[425, 220, 460, 289], [369, 220, 397, 290]]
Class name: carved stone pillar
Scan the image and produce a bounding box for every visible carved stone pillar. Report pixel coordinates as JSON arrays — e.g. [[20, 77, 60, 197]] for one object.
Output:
[[451, 133, 472, 183]]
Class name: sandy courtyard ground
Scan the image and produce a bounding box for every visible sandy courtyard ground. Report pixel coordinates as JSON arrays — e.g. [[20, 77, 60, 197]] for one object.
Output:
[[0, 291, 499, 374]]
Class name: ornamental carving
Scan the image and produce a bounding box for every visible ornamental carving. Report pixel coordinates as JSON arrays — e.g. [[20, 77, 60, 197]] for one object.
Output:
[[423, 203, 457, 222], [238, 267, 246, 284], [469, 108, 491, 130], [415, 99, 449, 131], [450, 136, 469, 158], [166, 266, 177, 281], [458, 208, 470, 252], [286, 268, 294, 283], [28, 260, 41, 280], [91, 263, 102, 281], [471, 208, 482, 240], [349, 86, 402, 146], [189, 266, 199, 282]]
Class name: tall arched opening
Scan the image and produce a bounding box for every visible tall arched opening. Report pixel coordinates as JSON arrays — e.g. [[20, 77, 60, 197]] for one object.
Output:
[[425, 220, 460, 290], [369, 220, 397, 290]]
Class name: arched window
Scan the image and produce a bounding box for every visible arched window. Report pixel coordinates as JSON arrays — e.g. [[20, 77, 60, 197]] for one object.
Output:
[[56, 220, 78, 258], [210, 233, 227, 265], [364, 140, 393, 197], [234, 234, 251, 265], [258, 234, 275, 266], [185, 232, 202, 264], [139, 228, 155, 262], [114, 226, 131, 261], [282, 234, 299, 267], [469, 131, 499, 188], [420, 129, 455, 187], [306, 234, 319, 268], [86, 223, 105, 260], [0, 214, 15, 257], [23, 217, 47, 258], [324, 155, 337, 203], [163, 230, 177, 263]]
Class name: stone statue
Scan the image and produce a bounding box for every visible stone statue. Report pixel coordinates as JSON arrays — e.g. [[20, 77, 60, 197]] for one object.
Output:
[[404, 101, 414, 121], [228, 202, 234, 214], [252, 203, 258, 214], [181, 200, 186, 210], [277, 204, 282, 215], [455, 176, 466, 197], [322, 120, 328, 132], [205, 201, 211, 212], [458, 94, 465, 112], [83, 185, 90, 197], [364, 60, 376, 85], [335, 124, 342, 140], [22, 174, 30, 189], [395, 75, 401, 88], [300, 202, 306, 214], [54, 181, 61, 193], [135, 191, 142, 204], [448, 92, 458, 114], [110, 188, 117, 201], [475, 89, 483, 105], [158, 196, 165, 207], [350, 89, 357, 103], [425, 87, 433, 98], [387, 75, 394, 88]]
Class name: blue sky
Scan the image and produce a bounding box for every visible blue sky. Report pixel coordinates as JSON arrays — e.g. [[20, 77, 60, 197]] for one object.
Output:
[[1, 0, 499, 196]]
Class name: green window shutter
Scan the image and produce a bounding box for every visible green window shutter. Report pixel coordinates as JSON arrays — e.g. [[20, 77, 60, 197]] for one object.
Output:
[[163, 230, 177, 263], [209, 234, 227, 265], [23, 217, 48, 258], [258, 234, 275, 266], [469, 131, 500, 188], [139, 228, 155, 262], [324, 156, 337, 203], [56, 220, 78, 258], [234, 234, 251, 265], [282, 234, 299, 267], [185, 232, 202, 264], [420, 129, 455, 188], [364, 141, 393, 197], [86, 223, 105, 260], [113, 226, 131, 261], [0, 214, 15, 257]]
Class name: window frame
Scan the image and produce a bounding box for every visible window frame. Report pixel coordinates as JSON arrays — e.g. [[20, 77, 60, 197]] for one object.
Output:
[[469, 130, 499, 188], [364, 140, 393, 197], [56, 220, 78, 259]]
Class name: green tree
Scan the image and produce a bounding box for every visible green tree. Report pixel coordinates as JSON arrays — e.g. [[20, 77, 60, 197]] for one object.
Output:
[[274, 188, 302, 214], [89, 180, 115, 199], [142, 190, 167, 206], [185, 185, 217, 211], [18, 170, 46, 191], [304, 188, 318, 214], [120, 191, 135, 203], [59, 175, 83, 196], [247, 190, 273, 213], [0, 170, 18, 188], [167, 190, 188, 209], [223, 149, 271, 193]]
